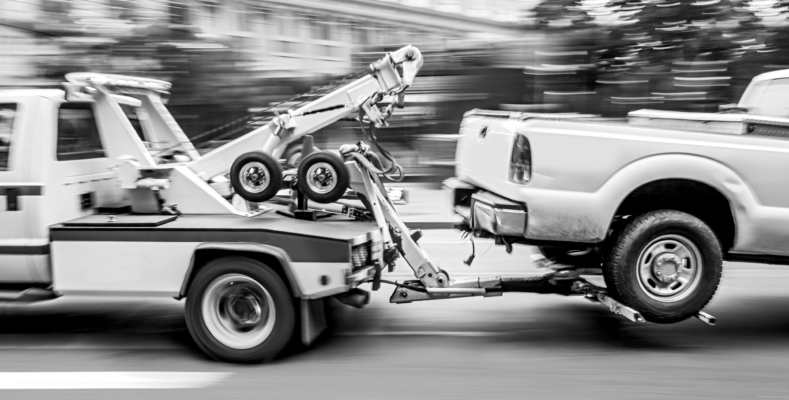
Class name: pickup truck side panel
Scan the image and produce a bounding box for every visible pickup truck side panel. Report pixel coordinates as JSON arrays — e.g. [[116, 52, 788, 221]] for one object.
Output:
[[456, 117, 789, 255]]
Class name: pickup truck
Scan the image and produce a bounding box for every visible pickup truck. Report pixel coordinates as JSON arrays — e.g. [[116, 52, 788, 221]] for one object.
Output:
[[447, 69, 789, 324]]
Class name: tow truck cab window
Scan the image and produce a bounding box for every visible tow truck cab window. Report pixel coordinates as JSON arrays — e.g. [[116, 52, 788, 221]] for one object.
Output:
[[56, 103, 106, 161], [120, 104, 146, 142], [0, 103, 16, 171]]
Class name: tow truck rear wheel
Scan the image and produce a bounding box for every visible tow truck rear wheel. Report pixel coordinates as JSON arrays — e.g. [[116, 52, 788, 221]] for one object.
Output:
[[603, 210, 722, 324], [230, 152, 283, 203], [297, 151, 349, 204], [185, 257, 295, 363]]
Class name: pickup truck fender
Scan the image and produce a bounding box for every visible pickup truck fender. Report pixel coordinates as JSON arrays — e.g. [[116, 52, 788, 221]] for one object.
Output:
[[598, 154, 752, 243], [178, 243, 302, 299], [525, 154, 758, 249]]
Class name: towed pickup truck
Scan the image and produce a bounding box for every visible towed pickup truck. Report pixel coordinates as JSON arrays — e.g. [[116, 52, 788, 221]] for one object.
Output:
[[447, 69, 789, 324]]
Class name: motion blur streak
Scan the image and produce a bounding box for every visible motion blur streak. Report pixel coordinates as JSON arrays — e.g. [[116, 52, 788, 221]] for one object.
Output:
[[0, 372, 231, 390]]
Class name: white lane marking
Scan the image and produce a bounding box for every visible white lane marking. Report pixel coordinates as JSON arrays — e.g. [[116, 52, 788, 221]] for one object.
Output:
[[0, 372, 231, 390], [336, 330, 500, 337]]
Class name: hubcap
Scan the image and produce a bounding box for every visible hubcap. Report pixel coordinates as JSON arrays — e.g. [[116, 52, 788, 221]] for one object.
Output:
[[202, 274, 276, 349], [239, 162, 270, 194], [306, 162, 337, 194], [637, 234, 702, 302]]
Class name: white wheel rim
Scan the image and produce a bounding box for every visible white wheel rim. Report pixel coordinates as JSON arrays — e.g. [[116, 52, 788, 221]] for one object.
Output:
[[202, 273, 276, 350], [306, 162, 337, 194], [239, 162, 270, 194], [637, 234, 703, 302]]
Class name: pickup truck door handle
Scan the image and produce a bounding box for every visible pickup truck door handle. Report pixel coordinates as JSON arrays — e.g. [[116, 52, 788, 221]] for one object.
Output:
[[5, 188, 18, 211]]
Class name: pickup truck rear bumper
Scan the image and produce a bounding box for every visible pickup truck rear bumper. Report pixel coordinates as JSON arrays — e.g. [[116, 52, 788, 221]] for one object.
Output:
[[444, 178, 528, 237]]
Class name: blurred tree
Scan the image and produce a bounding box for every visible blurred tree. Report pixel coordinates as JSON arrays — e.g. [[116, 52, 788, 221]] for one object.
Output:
[[523, 0, 789, 115]]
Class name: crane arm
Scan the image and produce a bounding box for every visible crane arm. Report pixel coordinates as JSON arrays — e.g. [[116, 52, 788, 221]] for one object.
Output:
[[188, 45, 424, 181]]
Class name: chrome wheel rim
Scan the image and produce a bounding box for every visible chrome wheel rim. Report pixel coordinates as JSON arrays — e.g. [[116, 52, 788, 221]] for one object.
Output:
[[202, 273, 275, 350], [239, 162, 269, 194], [306, 162, 337, 194], [637, 234, 702, 302]]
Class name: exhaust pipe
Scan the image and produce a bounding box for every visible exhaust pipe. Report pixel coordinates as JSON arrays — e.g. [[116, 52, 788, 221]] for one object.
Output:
[[334, 288, 370, 309]]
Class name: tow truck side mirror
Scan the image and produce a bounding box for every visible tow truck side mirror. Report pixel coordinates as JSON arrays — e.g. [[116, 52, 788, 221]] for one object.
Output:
[[396, 92, 405, 109]]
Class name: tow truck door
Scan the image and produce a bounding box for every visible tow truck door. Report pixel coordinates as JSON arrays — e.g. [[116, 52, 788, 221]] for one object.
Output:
[[0, 99, 43, 282]]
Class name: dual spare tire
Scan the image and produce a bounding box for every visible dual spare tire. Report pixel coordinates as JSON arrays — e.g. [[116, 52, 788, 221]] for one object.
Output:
[[230, 150, 349, 204], [602, 210, 723, 324]]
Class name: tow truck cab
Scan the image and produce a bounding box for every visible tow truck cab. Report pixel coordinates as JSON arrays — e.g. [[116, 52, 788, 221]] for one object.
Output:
[[0, 85, 384, 357]]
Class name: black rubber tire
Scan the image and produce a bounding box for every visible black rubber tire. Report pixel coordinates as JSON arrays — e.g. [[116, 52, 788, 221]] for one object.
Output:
[[230, 151, 283, 202], [538, 245, 602, 268], [282, 145, 303, 169], [297, 151, 349, 204], [603, 210, 722, 324], [185, 257, 295, 363]]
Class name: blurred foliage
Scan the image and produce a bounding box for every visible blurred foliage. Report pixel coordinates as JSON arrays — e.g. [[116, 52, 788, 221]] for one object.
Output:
[[527, 0, 789, 116]]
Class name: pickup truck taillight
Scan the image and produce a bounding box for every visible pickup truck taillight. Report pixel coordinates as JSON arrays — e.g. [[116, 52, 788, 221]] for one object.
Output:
[[509, 134, 531, 184]]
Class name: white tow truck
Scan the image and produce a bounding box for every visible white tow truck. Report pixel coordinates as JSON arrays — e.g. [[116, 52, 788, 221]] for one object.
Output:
[[0, 45, 664, 364], [0, 46, 432, 362]]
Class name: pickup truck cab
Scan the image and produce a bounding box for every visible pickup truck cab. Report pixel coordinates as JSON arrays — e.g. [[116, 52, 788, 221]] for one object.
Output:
[[0, 78, 383, 363], [447, 69, 789, 324]]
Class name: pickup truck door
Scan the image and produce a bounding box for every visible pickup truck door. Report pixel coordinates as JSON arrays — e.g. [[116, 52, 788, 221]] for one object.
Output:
[[0, 100, 45, 282]]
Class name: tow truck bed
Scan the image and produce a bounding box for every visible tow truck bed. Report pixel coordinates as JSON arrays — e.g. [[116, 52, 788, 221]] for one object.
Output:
[[49, 209, 380, 299]]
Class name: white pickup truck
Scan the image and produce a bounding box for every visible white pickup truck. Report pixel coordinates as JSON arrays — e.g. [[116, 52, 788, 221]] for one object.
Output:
[[447, 69, 789, 324]]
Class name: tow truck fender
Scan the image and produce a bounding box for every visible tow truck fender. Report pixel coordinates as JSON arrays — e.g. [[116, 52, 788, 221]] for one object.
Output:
[[178, 242, 303, 299]]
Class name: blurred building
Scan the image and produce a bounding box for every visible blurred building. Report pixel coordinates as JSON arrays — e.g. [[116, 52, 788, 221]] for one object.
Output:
[[0, 0, 534, 85], [161, 0, 535, 79]]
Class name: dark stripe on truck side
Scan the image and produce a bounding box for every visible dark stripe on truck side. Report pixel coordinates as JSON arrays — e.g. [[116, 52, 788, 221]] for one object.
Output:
[[0, 245, 50, 255], [50, 229, 349, 263], [0, 185, 43, 196]]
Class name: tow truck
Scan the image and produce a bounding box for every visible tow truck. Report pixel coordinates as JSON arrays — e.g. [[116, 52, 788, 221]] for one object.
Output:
[[0, 45, 675, 364]]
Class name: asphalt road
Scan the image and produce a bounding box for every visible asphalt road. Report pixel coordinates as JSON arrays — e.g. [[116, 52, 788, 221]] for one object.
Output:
[[0, 230, 788, 399]]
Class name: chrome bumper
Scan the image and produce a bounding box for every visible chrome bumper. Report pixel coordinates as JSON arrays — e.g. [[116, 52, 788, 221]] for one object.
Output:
[[470, 191, 527, 236]]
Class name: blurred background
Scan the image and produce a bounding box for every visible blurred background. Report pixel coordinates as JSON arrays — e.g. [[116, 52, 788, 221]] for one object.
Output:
[[2, 0, 789, 180]]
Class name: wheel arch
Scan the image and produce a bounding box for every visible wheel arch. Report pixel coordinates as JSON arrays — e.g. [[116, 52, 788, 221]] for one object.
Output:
[[612, 179, 736, 252], [601, 154, 755, 251], [178, 243, 302, 299]]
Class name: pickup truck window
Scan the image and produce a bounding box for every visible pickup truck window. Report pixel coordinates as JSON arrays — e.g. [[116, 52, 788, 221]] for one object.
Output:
[[56, 103, 106, 161], [0, 103, 16, 171], [750, 78, 789, 118]]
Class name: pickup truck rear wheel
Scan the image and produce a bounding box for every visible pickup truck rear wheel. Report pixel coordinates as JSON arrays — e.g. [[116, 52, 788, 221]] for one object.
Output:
[[230, 151, 283, 203], [603, 210, 722, 324], [185, 257, 295, 363]]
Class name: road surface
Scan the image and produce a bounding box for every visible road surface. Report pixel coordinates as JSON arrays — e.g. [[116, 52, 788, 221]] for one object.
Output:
[[0, 230, 788, 399]]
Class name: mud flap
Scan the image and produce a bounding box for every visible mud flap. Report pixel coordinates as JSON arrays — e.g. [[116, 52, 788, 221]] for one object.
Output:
[[301, 298, 327, 346]]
